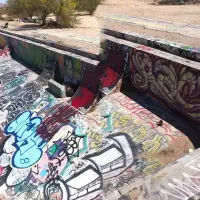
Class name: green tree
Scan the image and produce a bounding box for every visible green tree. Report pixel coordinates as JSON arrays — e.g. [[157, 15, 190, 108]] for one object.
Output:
[[37, 0, 57, 25], [7, 0, 79, 27], [55, 0, 78, 27], [77, 0, 103, 15], [7, 0, 25, 18], [22, 0, 39, 19], [7, 0, 39, 18]]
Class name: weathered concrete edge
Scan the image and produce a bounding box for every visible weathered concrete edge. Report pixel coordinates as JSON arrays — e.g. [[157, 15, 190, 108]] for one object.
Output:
[[101, 34, 200, 71], [0, 31, 99, 67], [106, 148, 200, 199], [102, 28, 200, 63], [0, 28, 100, 61], [120, 149, 200, 197]]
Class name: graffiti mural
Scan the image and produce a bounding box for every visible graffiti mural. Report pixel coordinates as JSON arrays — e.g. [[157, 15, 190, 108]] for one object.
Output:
[[130, 49, 200, 122], [84, 92, 192, 196], [0, 57, 57, 127], [0, 89, 191, 200], [4, 111, 44, 168]]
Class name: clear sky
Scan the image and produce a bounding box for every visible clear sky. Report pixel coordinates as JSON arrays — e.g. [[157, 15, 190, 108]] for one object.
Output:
[[0, 0, 6, 3]]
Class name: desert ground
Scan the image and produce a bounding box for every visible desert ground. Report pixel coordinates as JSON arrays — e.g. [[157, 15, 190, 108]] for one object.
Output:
[[1, 0, 200, 54]]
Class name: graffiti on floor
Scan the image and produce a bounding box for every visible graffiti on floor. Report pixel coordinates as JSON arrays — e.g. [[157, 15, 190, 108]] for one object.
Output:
[[0, 60, 56, 127], [86, 96, 182, 192], [44, 132, 139, 200], [0, 113, 141, 199], [160, 157, 200, 200], [0, 33, 196, 200], [0, 91, 175, 200], [4, 111, 44, 168], [143, 156, 200, 200]]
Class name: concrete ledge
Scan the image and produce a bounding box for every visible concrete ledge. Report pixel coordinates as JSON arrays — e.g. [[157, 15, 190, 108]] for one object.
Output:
[[103, 28, 200, 63], [0, 31, 99, 87], [114, 149, 200, 199], [48, 79, 66, 98], [0, 29, 99, 61], [101, 34, 200, 70], [0, 32, 99, 66]]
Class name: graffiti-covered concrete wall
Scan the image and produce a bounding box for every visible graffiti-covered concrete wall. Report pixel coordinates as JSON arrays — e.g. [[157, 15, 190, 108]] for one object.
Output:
[[101, 35, 200, 124], [0, 32, 98, 87]]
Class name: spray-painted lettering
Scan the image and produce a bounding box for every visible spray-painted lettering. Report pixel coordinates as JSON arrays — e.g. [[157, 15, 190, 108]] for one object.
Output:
[[4, 111, 45, 168]]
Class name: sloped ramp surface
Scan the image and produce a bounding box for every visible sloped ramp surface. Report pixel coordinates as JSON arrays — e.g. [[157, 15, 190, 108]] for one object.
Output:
[[0, 89, 193, 200]]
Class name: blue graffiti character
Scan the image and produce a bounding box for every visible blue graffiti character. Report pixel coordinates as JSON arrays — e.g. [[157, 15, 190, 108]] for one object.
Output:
[[4, 111, 46, 168]]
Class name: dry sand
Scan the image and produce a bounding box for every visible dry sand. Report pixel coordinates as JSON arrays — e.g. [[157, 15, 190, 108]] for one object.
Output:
[[1, 0, 200, 55]]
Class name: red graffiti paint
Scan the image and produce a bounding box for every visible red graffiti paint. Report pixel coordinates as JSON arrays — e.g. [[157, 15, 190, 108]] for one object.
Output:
[[137, 45, 152, 51], [101, 67, 120, 88], [71, 87, 95, 109], [0, 166, 4, 176], [37, 104, 77, 141]]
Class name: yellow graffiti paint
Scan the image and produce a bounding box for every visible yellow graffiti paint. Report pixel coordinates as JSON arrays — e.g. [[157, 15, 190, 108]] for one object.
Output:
[[143, 161, 162, 174], [113, 114, 132, 128], [142, 134, 165, 154], [132, 126, 149, 143], [120, 125, 136, 134], [88, 131, 102, 149], [100, 120, 107, 129], [111, 111, 121, 119]]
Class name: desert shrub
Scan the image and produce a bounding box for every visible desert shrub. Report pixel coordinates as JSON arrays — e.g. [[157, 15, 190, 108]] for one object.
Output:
[[77, 0, 104, 15], [55, 0, 78, 27]]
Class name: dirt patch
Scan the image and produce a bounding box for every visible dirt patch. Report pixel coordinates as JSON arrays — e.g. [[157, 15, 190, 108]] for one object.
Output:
[[140, 135, 194, 166]]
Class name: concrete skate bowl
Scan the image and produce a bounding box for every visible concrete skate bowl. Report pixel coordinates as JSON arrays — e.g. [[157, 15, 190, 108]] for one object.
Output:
[[0, 29, 199, 200], [101, 30, 200, 148]]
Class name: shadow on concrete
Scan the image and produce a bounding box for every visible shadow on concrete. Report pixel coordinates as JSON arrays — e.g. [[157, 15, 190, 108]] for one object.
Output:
[[10, 54, 42, 75], [121, 76, 200, 149]]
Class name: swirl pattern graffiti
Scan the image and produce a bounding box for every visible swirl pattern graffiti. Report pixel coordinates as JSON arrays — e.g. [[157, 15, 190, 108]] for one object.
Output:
[[130, 49, 200, 121]]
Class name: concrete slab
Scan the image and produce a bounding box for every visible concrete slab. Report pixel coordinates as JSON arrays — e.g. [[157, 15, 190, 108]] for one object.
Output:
[[119, 148, 200, 200], [0, 82, 193, 200]]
